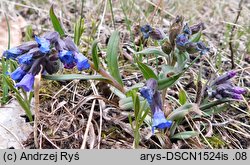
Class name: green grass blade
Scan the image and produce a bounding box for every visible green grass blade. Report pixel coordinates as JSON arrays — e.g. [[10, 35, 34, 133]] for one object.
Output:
[[49, 5, 65, 37], [106, 30, 123, 86], [43, 74, 109, 81]]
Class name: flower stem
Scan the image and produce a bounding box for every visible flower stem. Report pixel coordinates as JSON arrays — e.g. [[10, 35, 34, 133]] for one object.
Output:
[[89, 61, 126, 93]]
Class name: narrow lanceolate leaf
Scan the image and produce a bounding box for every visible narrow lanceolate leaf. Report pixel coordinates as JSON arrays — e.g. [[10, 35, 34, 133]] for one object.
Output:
[[132, 92, 140, 120], [168, 103, 202, 121], [49, 5, 65, 37], [157, 73, 182, 90], [137, 61, 158, 80], [189, 31, 201, 42], [179, 89, 187, 105], [107, 30, 123, 86], [171, 131, 199, 140], [43, 74, 109, 82], [91, 40, 100, 71], [136, 47, 168, 57]]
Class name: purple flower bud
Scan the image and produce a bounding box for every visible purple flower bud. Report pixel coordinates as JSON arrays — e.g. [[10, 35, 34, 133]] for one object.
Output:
[[152, 110, 172, 133], [183, 23, 192, 35], [16, 73, 35, 92], [190, 22, 205, 34], [64, 37, 78, 52], [35, 36, 50, 54], [211, 71, 236, 86], [73, 52, 90, 71], [10, 67, 27, 82], [221, 90, 242, 100], [149, 28, 164, 40], [176, 34, 189, 51], [140, 24, 153, 39], [55, 38, 67, 52], [42, 31, 59, 44], [230, 87, 247, 95]]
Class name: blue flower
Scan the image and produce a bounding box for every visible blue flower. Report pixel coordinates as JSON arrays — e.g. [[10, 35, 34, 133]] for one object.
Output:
[[17, 54, 33, 65], [10, 67, 27, 82], [152, 111, 172, 133], [139, 86, 154, 105], [58, 50, 75, 69], [176, 34, 189, 48], [139, 79, 173, 133], [15, 73, 35, 92], [35, 36, 50, 54], [196, 42, 209, 55], [183, 23, 192, 35], [73, 52, 90, 71], [141, 24, 153, 39], [3, 47, 22, 59]]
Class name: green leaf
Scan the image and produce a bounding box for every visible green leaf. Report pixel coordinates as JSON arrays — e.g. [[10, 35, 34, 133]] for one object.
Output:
[[107, 30, 123, 86], [49, 5, 65, 37], [157, 73, 182, 90], [176, 51, 189, 71], [74, 17, 85, 45], [200, 99, 230, 111], [189, 31, 202, 42], [132, 92, 140, 120], [179, 90, 187, 105], [42, 74, 109, 81], [15, 94, 33, 122], [91, 40, 100, 71], [171, 131, 199, 140], [137, 61, 158, 80], [167, 103, 201, 121], [119, 96, 145, 110], [136, 47, 168, 57]]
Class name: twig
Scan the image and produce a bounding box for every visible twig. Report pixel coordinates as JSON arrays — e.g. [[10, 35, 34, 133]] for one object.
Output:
[[229, 0, 243, 69]]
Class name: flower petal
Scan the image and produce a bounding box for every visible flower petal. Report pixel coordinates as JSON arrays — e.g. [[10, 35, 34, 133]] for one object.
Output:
[[3, 47, 22, 59], [15, 73, 35, 92], [10, 67, 27, 82], [73, 52, 90, 71], [152, 111, 172, 133], [35, 36, 50, 54]]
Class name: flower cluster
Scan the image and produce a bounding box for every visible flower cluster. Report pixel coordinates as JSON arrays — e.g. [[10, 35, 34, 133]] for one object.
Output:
[[139, 78, 172, 133], [207, 71, 247, 100], [3, 31, 90, 92], [140, 25, 164, 40], [175, 23, 209, 55], [140, 16, 209, 55]]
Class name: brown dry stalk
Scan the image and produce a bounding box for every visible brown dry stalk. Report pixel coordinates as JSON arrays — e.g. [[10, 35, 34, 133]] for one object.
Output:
[[229, 0, 244, 69], [34, 66, 42, 149]]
